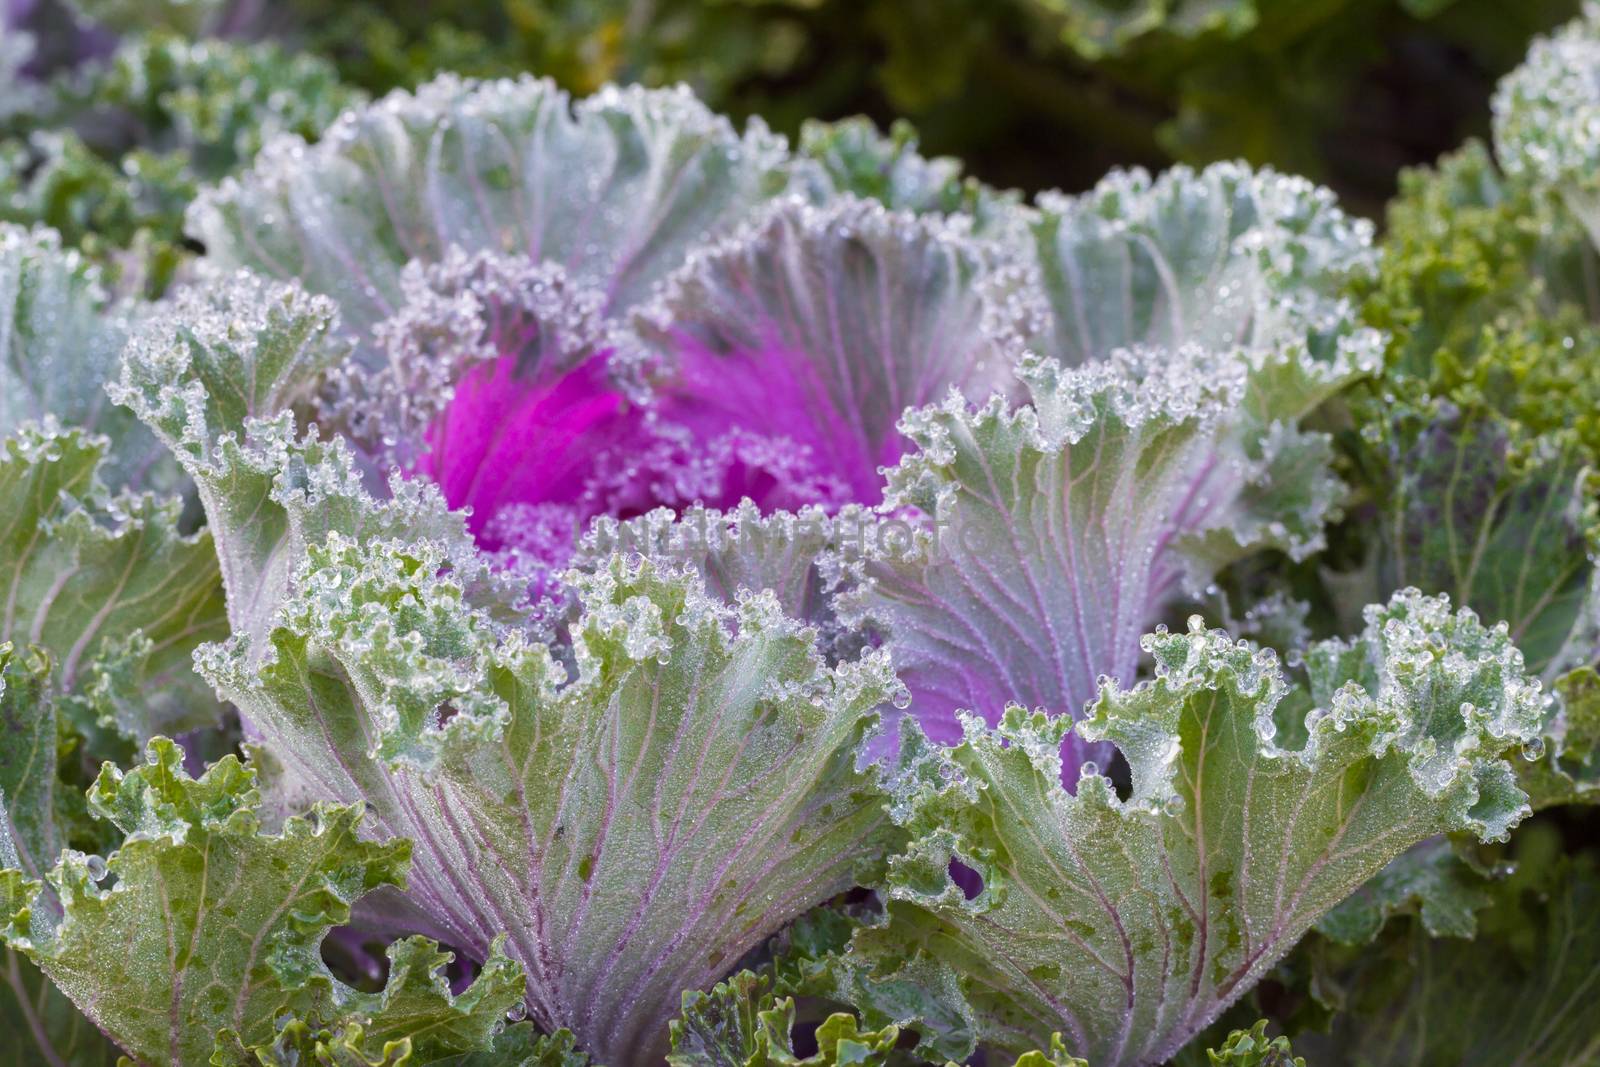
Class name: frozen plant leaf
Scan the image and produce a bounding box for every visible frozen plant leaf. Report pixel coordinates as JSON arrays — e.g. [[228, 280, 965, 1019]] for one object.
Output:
[[212, 936, 525, 1067], [188, 75, 798, 349], [797, 116, 1022, 236], [203, 543, 903, 1065], [0, 737, 519, 1066], [577, 502, 872, 659], [0, 647, 124, 1067], [2, 733, 523, 1066], [0, 224, 174, 491], [1518, 665, 1600, 809], [998, 162, 1377, 369], [1314, 837, 1496, 944], [111, 272, 519, 647], [1493, 3, 1600, 251], [0, 422, 226, 738], [837, 331, 1374, 773], [836, 589, 1542, 1064], [639, 194, 1022, 507]]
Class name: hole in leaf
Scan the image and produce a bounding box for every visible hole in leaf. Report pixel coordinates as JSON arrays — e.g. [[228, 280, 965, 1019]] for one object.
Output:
[[948, 859, 983, 900], [319, 926, 392, 993]]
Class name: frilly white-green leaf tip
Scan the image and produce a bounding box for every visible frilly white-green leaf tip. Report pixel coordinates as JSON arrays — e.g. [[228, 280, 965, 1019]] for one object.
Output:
[[1493, 2, 1600, 191]]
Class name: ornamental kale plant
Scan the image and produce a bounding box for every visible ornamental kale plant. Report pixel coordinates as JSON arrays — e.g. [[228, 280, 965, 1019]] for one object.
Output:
[[1, 4, 1599, 1066]]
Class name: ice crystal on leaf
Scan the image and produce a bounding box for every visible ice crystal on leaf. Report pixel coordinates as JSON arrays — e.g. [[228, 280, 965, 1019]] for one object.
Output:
[[1493, 3, 1600, 252], [197, 527, 904, 1063], [837, 325, 1378, 773], [994, 162, 1377, 368], [0, 735, 528, 1066], [817, 590, 1542, 1064], [181, 78, 1034, 596]]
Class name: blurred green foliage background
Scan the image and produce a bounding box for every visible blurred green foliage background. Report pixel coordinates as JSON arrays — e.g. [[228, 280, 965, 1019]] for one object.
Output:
[[280, 0, 1581, 216], [3, 0, 1584, 296]]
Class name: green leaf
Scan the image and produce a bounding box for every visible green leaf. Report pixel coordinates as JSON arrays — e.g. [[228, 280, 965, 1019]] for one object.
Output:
[[1519, 666, 1600, 809], [834, 588, 1542, 1064], [0, 647, 122, 1066], [188, 76, 799, 349], [1032, 0, 1259, 60], [1368, 402, 1599, 680], [3, 733, 522, 1067], [836, 332, 1374, 774], [1294, 824, 1600, 1065], [668, 969, 901, 1067], [1314, 837, 1495, 944], [0, 423, 227, 738], [796, 116, 1021, 236], [1201, 1020, 1303, 1066], [0, 225, 174, 491], [212, 936, 525, 1067], [204, 540, 903, 1065], [111, 274, 516, 649], [1002, 161, 1377, 370]]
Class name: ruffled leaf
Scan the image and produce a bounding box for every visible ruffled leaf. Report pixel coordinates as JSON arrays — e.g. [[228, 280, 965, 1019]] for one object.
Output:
[[188, 76, 797, 346], [0, 646, 124, 1066], [837, 335, 1373, 771], [1492, 3, 1600, 249], [0, 422, 226, 738], [640, 195, 1021, 508], [797, 116, 1022, 236], [668, 970, 901, 1067], [1368, 402, 1599, 680], [997, 162, 1376, 369], [1198, 1021, 1304, 1066], [112, 273, 520, 646], [203, 542, 903, 1065], [0, 737, 435, 1066], [0, 224, 172, 490], [212, 937, 525, 1067], [829, 589, 1542, 1064]]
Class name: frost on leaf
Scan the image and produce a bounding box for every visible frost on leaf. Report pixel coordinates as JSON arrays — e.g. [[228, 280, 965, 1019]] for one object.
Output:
[[577, 502, 873, 659], [112, 272, 520, 646], [797, 116, 1022, 236], [0, 737, 521, 1066], [997, 162, 1377, 369], [838, 334, 1374, 774], [1, 224, 173, 492], [187, 76, 797, 344], [1492, 3, 1600, 251], [1370, 402, 1599, 681], [0, 422, 226, 738], [831, 589, 1542, 1064], [202, 542, 903, 1065], [0, 647, 124, 1066], [639, 195, 1023, 508]]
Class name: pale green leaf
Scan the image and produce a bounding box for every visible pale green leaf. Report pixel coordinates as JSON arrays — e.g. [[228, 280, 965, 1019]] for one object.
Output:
[[835, 589, 1542, 1064], [0, 423, 226, 738], [203, 542, 903, 1065]]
